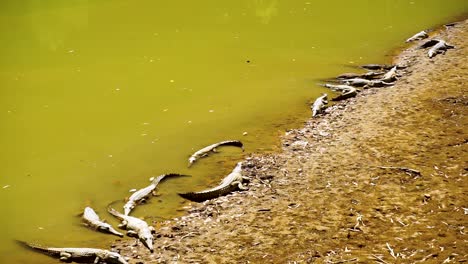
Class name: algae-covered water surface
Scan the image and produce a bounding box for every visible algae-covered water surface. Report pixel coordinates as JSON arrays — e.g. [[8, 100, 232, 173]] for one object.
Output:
[[1, 0, 467, 263]]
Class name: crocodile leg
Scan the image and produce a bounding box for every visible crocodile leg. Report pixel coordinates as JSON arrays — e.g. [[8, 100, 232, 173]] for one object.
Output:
[[59, 252, 72, 262], [127, 230, 138, 237], [234, 181, 248, 190], [94, 256, 101, 264], [118, 220, 128, 229]]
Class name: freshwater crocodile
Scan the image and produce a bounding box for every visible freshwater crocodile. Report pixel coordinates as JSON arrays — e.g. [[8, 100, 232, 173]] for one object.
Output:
[[323, 83, 355, 91], [427, 39, 455, 58], [380, 66, 397, 82], [360, 64, 406, 71], [331, 87, 357, 101], [342, 78, 394, 88], [405, 30, 428, 42], [107, 207, 155, 253], [336, 71, 384, 80], [17, 240, 128, 264], [83, 207, 123, 237], [123, 173, 185, 215], [188, 140, 244, 167], [311, 93, 328, 117], [179, 162, 248, 202]]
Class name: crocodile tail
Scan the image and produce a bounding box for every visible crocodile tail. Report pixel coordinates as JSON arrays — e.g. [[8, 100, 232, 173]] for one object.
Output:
[[152, 173, 189, 186], [16, 240, 58, 256], [221, 140, 244, 149], [178, 191, 222, 203]]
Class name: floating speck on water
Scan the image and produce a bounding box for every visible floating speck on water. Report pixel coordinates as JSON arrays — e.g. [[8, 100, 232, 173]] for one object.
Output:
[[68, 50, 75, 53], [170, 80, 174, 83], [129, 189, 137, 193], [38, 227, 44, 230], [115, 88, 120, 91], [141, 133, 147, 136], [108, 155, 113, 158], [163, 109, 168, 112], [187, 120, 192, 124], [349, 61, 355, 64], [3, 185, 10, 189], [142, 122, 150, 125], [292, 58, 296, 62], [209, 110, 214, 113], [243, 132, 248, 136], [149, 177, 155, 182]]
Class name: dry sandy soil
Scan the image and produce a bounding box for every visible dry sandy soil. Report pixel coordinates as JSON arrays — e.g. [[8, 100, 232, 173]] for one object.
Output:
[[112, 20, 467, 263]]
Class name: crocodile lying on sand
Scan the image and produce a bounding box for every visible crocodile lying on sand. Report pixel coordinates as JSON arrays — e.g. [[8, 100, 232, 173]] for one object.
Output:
[[179, 162, 248, 202], [311, 93, 328, 117], [123, 173, 186, 215], [336, 71, 384, 80], [341, 78, 394, 88], [17, 240, 128, 264], [360, 64, 406, 71], [188, 140, 244, 167], [427, 39, 455, 58], [331, 86, 358, 101], [406, 30, 428, 42], [107, 207, 155, 253], [82, 207, 123, 237]]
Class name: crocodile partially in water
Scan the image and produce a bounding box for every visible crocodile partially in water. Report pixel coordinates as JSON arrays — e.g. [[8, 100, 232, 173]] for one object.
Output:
[[405, 30, 428, 43], [82, 207, 123, 237], [188, 140, 244, 167], [17, 240, 128, 264], [107, 207, 155, 253], [123, 173, 186, 215], [311, 93, 328, 117], [179, 162, 248, 202]]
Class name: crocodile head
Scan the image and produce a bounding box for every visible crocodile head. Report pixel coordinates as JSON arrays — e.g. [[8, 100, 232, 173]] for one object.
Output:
[[139, 229, 154, 253], [123, 201, 135, 216], [98, 250, 128, 264]]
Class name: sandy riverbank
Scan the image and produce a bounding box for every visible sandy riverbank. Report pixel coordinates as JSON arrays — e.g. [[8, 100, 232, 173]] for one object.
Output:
[[112, 20, 467, 263]]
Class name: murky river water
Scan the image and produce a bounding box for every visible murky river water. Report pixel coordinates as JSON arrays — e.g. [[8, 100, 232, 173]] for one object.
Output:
[[1, 0, 467, 263]]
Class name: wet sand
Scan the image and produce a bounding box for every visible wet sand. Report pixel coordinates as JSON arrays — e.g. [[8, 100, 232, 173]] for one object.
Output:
[[112, 20, 467, 263]]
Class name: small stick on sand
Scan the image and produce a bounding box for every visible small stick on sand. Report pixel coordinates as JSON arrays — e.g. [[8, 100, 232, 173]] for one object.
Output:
[[371, 254, 390, 264], [386, 243, 397, 259], [378, 166, 421, 177]]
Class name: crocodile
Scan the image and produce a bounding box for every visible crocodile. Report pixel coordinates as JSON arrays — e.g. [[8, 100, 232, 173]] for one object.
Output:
[[336, 71, 384, 80], [124, 173, 186, 215], [16, 240, 128, 264], [331, 87, 357, 101], [83, 207, 123, 237], [405, 30, 428, 42], [341, 78, 394, 88], [380, 66, 398, 82], [341, 78, 374, 87], [323, 83, 356, 91], [107, 207, 155, 253], [360, 64, 407, 71], [311, 93, 328, 117], [179, 162, 248, 202], [428, 39, 454, 58], [188, 140, 244, 167]]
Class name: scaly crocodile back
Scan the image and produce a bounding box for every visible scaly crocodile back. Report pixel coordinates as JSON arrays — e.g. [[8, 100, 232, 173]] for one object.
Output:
[[178, 184, 238, 202]]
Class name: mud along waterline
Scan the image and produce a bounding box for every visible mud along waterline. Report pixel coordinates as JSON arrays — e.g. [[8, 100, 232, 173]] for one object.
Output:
[[1, 1, 467, 263]]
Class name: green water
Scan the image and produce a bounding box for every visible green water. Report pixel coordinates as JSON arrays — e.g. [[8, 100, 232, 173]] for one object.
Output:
[[1, 0, 467, 263]]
